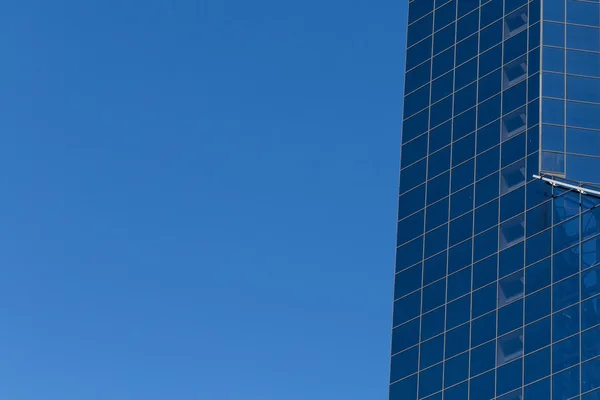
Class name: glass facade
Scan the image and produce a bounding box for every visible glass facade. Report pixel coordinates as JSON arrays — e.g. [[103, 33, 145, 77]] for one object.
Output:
[[391, 0, 600, 397]]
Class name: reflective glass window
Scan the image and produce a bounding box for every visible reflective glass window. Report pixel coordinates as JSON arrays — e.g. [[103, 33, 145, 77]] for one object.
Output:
[[474, 226, 498, 261], [553, 334, 580, 372], [526, 229, 551, 265], [451, 159, 475, 193], [470, 371, 495, 400], [542, 72, 564, 99], [500, 213, 525, 251], [454, 82, 477, 115], [444, 353, 469, 387], [448, 266, 471, 301], [501, 158, 526, 194], [405, 60, 432, 93], [394, 263, 423, 300], [582, 295, 600, 330], [544, 22, 564, 47], [478, 94, 501, 127], [447, 294, 471, 329], [499, 270, 524, 306], [430, 95, 453, 128], [502, 110, 527, 143], [553, 216, 580, 253], [525, 286, 551, 323], [458, 10, 478, 42], [553, 274, 579, 311], [432, 46, 455, 79], [474, 254, 498, 289], [477, 119, 501, 153], [434, 0, 456, 30], [542, 46, 565, 73], [502, 80, 527, 114], [431, 71, 453, 103], [401, 135, 428, 170], [472, 311, 497, 347], [568, 75, 600, 104], [423, 278, 447, 312], [453, 134, 475, 167], [554, 244, 579, 282], [444, 382, 468, 400], [471, 340, 496, 376], [525, 257, 551, 294], [479, 69, 502, 103], [541, 124, 564, 152], [476, 146, 500, 180], [396, 237, 423, 273], [583, 265, 600, 300], [421, 334, 444, 369], [504, 31, 528, 64], [408, 0, 434, 23], [425, 223, 448, 257], [567, 0, 599, 26], [426, 197, 449, 231], [498, 299, 524, 335], [390, 346, 418, 382], [525, 316, 551, 354], [567, 24, 600, 52], [582, 325, 600, 361], [499, 240, 525, 277], [455, 58, 477, 90], [407, 13, 434, 47], [400, 159, 427, 194], [430, 120, 452, 153], [406, 36, 432, 70], [450, 184, 474, 218], [446, 322, 471, 357], [582, 357, 600, 393], [524, 347, 550, 384], [393, 290, 421, 326], [476, 172, 499, 207], [456, 33, 478, 65], [524, 377, 550, 399], [480, 44, 503, 77], [475, 199, 499, 234], [568, 127, 600, 158], [552, 365, 580, 400], [500, 186, 525, 221], [428, 146, 451, 178], [567, 49, 600, 78], [403, 109, 429, 143], [449, 237, 472, 274], [392, 318, 420, 354], [427, 171, 450, 204], [497, 359, 523, 395], [480, 20, 503, 52], [481, 0, 502, 27], [454, 107, 477, 140], [583, 235, 600, 271], [473, 282, 497, 317], [433, 23, 456, 55], [553, 304, 579, 341], [422, 306, 446, 340], [397, 210, 424, 246], [458, 0, 477, 17], [424, 250, 447, 284], [544, 0, 564, 21], [419, 364, 443, 398], [398, 185, 426, 220]]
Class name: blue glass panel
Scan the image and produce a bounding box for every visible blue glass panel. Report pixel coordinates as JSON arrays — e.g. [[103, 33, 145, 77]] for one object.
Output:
[[456, 33, 478, 65], [394, 263, 423, 299], [454, 82, 477, 115], [427, 172, 450, 204], [419, 364, 443, 398], [498, 299, 524, 335], [553, 244, 579, 282], [444, 353, 469, 387], [526, 229, 551, 265], [470, 371, 495, 400], [457, 11, 478, 42], [582, 357, 600, 393], [500, 186, 525, 221], [553, 274, 580, 311], [504, 31, 528, 64], [448, 266, 471, 300], [526, 287, 551, 323], [543, 73, 565, 99], [430, 95, 453, 128], [433, 23, 456, 55], [568, 75, 600, 104], [421, 334, 444, 369], [473, 282, 497, 318], [393, 291, 422, 326], [583, 235, 600, 270], [475, 199, 499, 234], [544, 0, 565, 21], [475, 172, 499, 207], [446, 323, 471, 358], [448, 237, 472, 273], [477, 119, 501, 153], [497, 359, 523, 396], [553, 304, 579, 342], [447, 294, 471, 329], [582, 295, 600, 330], [400, 159, 427, 193], [431, 71, 453, 103], [390, 346, 419, 382], [543, 98, 564, 125], [455, 58, 477, 90], [429, 120, 452, 153], [426, 197, 449, 231], [444, 382, 468, 400], [582, 325, 600, 362], [403, 108, 429, 143], [458, 0, 477, 16], [472, 311, 497, 347], [552, 365, 580, 400], [408, 13, 434, 47], [453, 107, 477, 140], [396, 237, 423, 273], [543, 46, 565, 73], [525, 347, 551, 384], [567, 24, 600, 52], [450, 184, 474, 218], [567, 0, 600, 26], [451, 159, 475, 193], [428, 146, 451, 178], [480, 20, 503, 52], [405, 60, 431, 94], [525, 316, 551, 354], [526, 200, 552, 237], [474, 254, 498, 289], [481, 0, 502, 27], [398, 184, 426, 221], [389, 374, 417, 399], [544, 22, 565, 47], [422, 306, 445, 340], [503, 80, 527, 114], [499, 241, 525, 277], [553, 334, 580, 372], [526, 257, 551, 294], [553, 217, 580, 253], [408, 0, 434, 23], [425, 223, 448, 257], [480, 44, 503, 77], [424, 250, 447, 284], [566, 154, 600, 185], [392, 317, 420, 354], [406, 36, 432, 70], [567, 127, 600, 157], [434, 0, 456, 30], [471, 341, 496, 376], [583, 265, 600, 300], [567, 49, 600, 78], [524, 378, 550, 399], [478, 94, 501, 128], [474, 226, 498, 261], [423, 278, 446, 312], [397, 210, 424, 246], [566, 101, 600, 130]]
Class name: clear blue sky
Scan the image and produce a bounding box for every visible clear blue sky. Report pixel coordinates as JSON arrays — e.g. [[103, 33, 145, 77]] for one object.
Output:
[[0, 1, 405, 399]]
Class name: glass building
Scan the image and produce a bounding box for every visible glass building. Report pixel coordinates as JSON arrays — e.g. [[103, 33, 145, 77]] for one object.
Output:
[[390, 0, 600, 397]]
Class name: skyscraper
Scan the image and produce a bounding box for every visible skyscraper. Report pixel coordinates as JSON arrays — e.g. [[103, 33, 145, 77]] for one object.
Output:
[[390, 0, 600, 397]]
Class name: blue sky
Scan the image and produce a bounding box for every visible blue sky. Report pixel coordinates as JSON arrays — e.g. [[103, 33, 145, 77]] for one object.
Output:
[[0, 1, 405, 398]]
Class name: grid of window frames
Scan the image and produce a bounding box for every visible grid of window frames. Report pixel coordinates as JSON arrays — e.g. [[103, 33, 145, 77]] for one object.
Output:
[[391, 0, 600, 395], [540, 0, 600, 184]]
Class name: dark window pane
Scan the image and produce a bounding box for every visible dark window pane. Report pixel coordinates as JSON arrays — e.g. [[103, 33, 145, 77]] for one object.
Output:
[[405, 60, 432, 93], [394, 263, 423, 300], [525, 286, 551, 323], [409, 0, 434, 23], [406, 36, 432, 70], [444, 353, 469, 387], [390, 346, 419, 381], [423, 278, 447, 312], [472, 312, 497, 347], [408, 13, 434, 47], [446, 323, 470, 358], [422, 306, 446, 339], [525, 316, 551, 354], [392, 318, 421, 354], [474, 254, 498, 289], [396, 237, 423, 273], [426, 197, 449, 231], [447, 294, 471, 329], [473, 282, 497, 317], [419, 364, 443, 397], [448, 266, 472, 301], [393, 290, 421, 326], [420, 334, 444, 369], [524, 347, 550, 384], [449, 238, 472, 274], [424, 250, 447, 284], [525, 257, 551, 294], [471, 340, 496, 376]]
